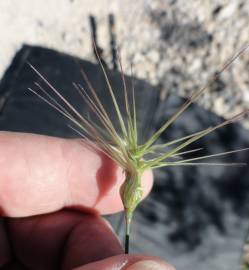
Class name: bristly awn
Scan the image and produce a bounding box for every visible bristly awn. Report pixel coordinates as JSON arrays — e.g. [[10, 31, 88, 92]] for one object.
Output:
[[28, 43, 249, 254]]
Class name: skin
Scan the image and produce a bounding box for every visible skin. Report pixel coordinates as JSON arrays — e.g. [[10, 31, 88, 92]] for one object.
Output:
[[0, 132, 174, 270]]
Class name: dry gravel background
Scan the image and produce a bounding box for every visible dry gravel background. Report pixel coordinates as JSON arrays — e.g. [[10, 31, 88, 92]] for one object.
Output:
[[1, 0, 249, 126], [1, 0, 249, 128]]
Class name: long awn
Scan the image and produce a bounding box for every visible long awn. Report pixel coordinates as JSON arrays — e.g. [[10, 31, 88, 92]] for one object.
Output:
[[28, 43, 249, 253]]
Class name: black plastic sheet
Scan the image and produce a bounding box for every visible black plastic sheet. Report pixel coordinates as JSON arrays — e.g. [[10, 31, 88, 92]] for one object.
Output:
[[0, 45, 249, 270]]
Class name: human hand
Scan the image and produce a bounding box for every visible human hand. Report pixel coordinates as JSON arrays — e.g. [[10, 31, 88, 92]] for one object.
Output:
[[0, 132, 174, 270]]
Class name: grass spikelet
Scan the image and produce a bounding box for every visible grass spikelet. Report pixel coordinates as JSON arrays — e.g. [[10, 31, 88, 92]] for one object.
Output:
[[28, 44, 249, 254]]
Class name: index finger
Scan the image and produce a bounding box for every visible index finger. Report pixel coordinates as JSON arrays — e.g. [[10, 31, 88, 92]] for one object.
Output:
[[0, 132, 153, 217]]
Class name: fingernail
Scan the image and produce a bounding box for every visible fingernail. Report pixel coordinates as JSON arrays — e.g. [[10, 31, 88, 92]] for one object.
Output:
[[127, 260, 172, 270]]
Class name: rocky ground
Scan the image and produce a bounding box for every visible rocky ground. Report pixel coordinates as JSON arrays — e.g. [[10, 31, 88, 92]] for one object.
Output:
[[1, 0, 249, 128]]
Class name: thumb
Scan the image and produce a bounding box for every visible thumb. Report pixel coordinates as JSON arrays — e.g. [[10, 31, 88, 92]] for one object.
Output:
[[73, 255, 175, 270]]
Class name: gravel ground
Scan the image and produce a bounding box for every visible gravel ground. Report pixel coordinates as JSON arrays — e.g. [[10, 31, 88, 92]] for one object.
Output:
[[1, 0, 249, 128]]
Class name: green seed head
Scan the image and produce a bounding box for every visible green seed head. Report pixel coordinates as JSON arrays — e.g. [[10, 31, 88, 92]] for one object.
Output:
[[120, 170, 143, 218], [28, 43, 249, 254]]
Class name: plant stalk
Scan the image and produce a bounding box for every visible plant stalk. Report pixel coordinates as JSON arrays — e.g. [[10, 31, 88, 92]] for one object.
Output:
[[125, 211, 131, 254]]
